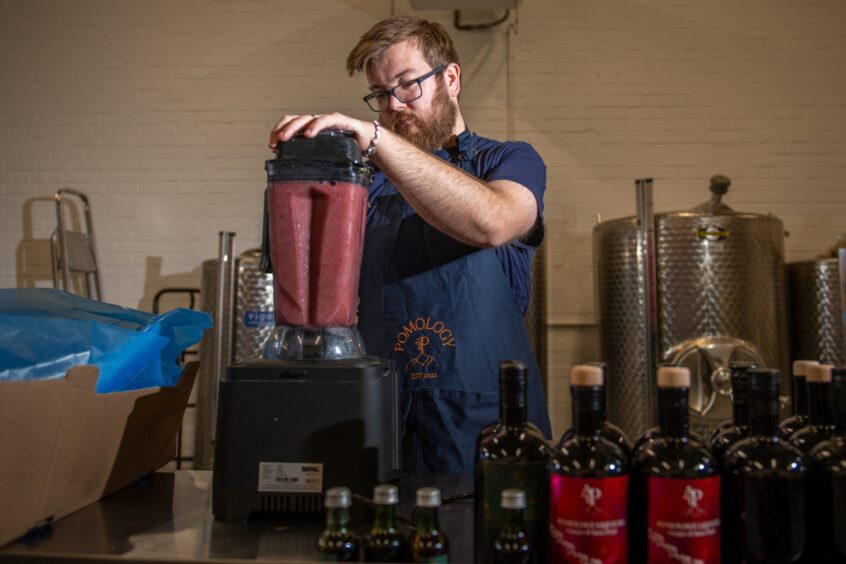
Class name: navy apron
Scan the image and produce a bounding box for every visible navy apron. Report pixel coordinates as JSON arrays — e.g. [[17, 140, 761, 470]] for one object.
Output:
[[358, 129, 552, 474]]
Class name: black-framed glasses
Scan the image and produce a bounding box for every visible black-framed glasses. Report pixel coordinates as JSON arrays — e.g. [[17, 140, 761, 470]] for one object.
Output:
[[363, 66, 445, 112]]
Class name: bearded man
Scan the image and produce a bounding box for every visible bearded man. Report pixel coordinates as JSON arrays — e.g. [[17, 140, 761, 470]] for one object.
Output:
[[270, 15, 551, 473]]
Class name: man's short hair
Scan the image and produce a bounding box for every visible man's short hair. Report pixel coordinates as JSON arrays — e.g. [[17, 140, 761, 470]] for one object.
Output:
[[346, 15, 460, 77]]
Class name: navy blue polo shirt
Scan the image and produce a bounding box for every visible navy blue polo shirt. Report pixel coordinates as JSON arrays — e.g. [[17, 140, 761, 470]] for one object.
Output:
[[365, 132, 546, 315]]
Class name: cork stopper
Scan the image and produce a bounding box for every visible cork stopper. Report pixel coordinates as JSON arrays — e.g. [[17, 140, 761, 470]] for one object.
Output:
[[806, 363, 833, 383], [657, 366, 691, 388], [571, 364, 604, 387], [792, 360, 819, 377]]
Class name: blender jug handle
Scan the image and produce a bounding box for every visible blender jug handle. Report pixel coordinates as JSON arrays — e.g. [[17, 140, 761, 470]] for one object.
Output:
[[259, 187, 273, 274]]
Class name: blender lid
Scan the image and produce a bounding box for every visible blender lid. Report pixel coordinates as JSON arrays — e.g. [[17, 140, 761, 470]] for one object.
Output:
[[265, 129, 373, 186], [273, 129, 363, 164]]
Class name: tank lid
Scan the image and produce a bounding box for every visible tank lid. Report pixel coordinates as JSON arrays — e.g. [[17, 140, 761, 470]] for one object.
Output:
[[593, 175, 783, 234]]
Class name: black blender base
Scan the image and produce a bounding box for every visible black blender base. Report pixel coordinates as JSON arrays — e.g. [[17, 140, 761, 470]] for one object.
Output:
[[212, 357, 400, 520]]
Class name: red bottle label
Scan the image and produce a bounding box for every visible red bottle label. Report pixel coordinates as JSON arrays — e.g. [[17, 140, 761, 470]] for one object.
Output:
[[647, 476, 721, 564], [549, 475, 629, 564]]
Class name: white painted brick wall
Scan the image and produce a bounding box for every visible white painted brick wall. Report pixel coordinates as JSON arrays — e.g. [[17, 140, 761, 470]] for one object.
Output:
[[2, 0, 845, 441], [523, 0, 846, 435]]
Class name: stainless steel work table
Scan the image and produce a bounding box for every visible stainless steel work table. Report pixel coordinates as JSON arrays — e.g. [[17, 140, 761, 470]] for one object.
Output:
[[0, 471, 475, 563]]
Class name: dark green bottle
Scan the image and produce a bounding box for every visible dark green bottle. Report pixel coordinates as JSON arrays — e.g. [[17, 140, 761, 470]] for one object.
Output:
[[493, 489, 531, 564], [789, 363, 835, 454], [364, 484, 409, 562], [474, 360, 550, 564], [723, 369, 808, 564], [316, 486, 359, 562], [807, 366, 846, 562], [409, 487, 449, 563], [710, 361, 756, 465], [778, 359, 818, 439]]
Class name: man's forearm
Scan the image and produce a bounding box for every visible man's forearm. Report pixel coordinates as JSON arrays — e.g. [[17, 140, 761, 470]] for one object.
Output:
[[370, 128, 537, 248]]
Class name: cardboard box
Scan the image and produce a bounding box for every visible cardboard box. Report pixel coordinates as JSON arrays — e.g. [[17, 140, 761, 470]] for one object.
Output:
[[0, 361, 198, 547]]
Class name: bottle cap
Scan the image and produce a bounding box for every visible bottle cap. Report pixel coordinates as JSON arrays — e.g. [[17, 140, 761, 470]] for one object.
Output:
[[806, 363, 833, 383], [792, 360, 819, 377], [324, 486, 352, 509], [415, 487, 442, 508], [571, 364, 604, 387], [500, 488, 527, 510], [728, 362, 754, 394], [500, 360, 528, 384], [499, 360, 528, 406], [729, 361, 758, 373], [747, 368, 780, 391], [373, 484, 399, 505], [657, 366, 690, 388]]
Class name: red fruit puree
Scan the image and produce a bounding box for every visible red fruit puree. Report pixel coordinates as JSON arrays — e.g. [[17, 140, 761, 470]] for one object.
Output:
[[267, 180, 367, 327]]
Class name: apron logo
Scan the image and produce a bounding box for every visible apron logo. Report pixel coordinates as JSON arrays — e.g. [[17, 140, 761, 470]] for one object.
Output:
[[406, 336, 437, 378], [393, 317, 456, 380]]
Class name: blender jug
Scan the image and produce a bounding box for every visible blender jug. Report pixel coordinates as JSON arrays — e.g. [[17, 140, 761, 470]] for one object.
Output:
[[212, 134, 399, 521], [261, 130, 372, 360]]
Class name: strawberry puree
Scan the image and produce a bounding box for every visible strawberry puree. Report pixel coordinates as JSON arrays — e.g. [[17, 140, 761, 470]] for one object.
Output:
[[267, 180, 367, 327]]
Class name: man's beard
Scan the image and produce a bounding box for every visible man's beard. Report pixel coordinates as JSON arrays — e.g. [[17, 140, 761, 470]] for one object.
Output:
[[384, 79, 457, 153]]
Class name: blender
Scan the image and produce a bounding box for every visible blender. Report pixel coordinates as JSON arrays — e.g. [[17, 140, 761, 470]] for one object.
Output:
[[212, 131, 401, 520]]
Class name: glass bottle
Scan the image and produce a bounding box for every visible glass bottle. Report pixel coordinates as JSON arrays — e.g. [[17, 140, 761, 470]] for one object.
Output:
[[364, 484, 409, 562], [710, 361, 756, 465], [557, 362, 632, 456], [630, 366, 721, 563], [807, 366, 846, 562], [778, 359, 818, 439], [723, 368, 808, 564], [789, 363, 835, 454], [710, 361, 756, 440], [549, 364, 628, 563], [631, 365, 704, 454], [474, 360, 551, 564], [493, 489, 532, 564], [410, 487, 449, 563], [316, 486, 359, 561]]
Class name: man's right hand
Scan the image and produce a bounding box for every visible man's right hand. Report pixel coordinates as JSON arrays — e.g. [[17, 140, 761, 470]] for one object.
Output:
[[268, 113, 377, 155]]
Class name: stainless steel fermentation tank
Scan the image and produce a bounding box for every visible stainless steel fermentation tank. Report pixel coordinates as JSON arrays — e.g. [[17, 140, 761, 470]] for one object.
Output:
[[788, 254, 846, 367], [594, 177, 790, 439], [194, 245, 274, 469]]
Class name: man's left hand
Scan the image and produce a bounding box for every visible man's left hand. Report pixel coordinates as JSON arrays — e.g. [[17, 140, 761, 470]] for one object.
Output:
[[268, 112, 377, 155]]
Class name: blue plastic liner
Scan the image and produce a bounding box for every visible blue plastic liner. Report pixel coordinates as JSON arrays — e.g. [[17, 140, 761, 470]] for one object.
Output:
[[0, 289, 212, 393]]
